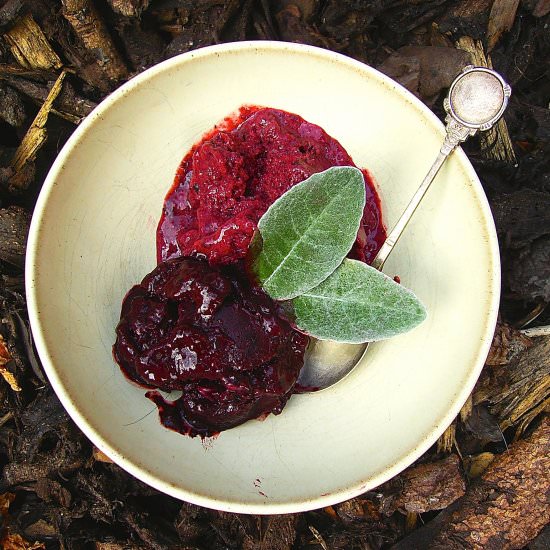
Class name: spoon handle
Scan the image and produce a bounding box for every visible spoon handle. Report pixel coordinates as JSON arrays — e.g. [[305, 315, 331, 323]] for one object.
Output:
[[371, 66, 512, 273], [370, 119, 473, 272]]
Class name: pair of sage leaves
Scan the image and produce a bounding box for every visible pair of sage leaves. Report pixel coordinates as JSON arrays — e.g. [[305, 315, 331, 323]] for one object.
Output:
[[251, 166, 426, 343]]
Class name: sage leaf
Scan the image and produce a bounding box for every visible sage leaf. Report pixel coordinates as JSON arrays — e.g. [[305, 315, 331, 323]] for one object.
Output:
[[292, 259, 427, 343], [252, 166, 366, 300]]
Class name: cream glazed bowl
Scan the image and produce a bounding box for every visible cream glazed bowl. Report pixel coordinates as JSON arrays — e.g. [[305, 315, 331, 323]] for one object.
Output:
[[26, 41, 499, 513]]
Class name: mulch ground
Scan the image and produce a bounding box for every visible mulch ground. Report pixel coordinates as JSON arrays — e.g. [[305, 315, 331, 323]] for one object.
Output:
[[0, 1, 548, 549]]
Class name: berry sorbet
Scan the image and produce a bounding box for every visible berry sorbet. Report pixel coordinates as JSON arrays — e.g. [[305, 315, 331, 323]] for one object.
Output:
[[114, 258, 308, 437], [114, 107, 386, 437], [157, 107, 385, 265]]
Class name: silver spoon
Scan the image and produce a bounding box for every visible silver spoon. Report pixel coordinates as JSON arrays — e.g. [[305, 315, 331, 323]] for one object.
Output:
[[298, 66, 511, 390]]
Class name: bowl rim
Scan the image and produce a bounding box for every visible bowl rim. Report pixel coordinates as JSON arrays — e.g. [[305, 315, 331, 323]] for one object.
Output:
[[25, 40, 501, 514]]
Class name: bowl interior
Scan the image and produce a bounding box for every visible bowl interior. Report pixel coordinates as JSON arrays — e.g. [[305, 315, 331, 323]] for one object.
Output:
[[27, 42, 499, 513]]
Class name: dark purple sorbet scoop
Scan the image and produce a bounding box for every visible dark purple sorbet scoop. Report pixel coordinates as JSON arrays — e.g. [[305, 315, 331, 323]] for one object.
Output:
[[113, 257, 309, 437]]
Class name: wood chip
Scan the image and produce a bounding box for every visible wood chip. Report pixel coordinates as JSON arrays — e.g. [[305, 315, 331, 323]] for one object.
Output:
[[276, 0, 318, 21], [478, 336, 550, 434], [62, 0, 128, 84], [34, 478, 72, 507], [0, 1, 25, 29], [532, 0, 550, 17], [95, 544, 126, 550], [456, 36, 517, 164], [92, 446, 114, 463], [6, 162, 34, 193], [0, 492, 45, 549], [23, 519, 57, 539], [509, 235, 550, 302], [437, 421, 455, 453], [460, 394, 473, 422], [9, 69, 67, 189], [0, 533, 45, 550], [308, 525, 329, 550], [380, 455, 466, 515], [445, 0, 494, 21], [406, 512, 418, 532], [107, 0, 152, 17], [4, 13, 62, 70], [3, 74, 97, 122], [487, 0, 520, 52], [431, 416, 550, 549], [485, 322, 532, 366], [464, 452, 495, 478], [323, 505, 338, 520], [0, 84, 25, 127], [0, 367, 21, 392], [465, 405, 503, 442], [0, 334, 12, 367], [0, 63, 56, 78], [0, 492, 15, 516], [242, 514, 299, 550], [378, 45, 472, 102], [515, 399, 550, 440], [0, 334, 21, 391], [516, 303, 546, 329], [0, 206, 31, 268], [491, 189, 550, 248], [275, 5, 337, 50], [0, 412, 13, 429], [522, 325, 550, 338], [335, 498, 368, 523], [530, 525, 550, 550], [392, 417, 550, 549], [428, 23, 454, 48], [509, 388, 550, 437]]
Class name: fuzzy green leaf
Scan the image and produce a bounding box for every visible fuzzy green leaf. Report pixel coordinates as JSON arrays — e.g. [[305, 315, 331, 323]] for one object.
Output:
[[292, 259, 427, 343], [252, 166, 366, 300]]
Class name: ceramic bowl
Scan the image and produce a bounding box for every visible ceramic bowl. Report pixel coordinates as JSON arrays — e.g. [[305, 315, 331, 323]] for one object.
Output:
[[26, 42, 499, 513]]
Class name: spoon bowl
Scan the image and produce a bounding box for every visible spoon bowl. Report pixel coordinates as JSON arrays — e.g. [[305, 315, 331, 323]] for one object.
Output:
[[300, 340, 365, 389]]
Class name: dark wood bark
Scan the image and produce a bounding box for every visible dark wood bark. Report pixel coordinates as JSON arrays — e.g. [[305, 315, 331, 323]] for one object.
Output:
[[379, 455, 466, 515], [61, 0, 128, 84], [0, 206, 30, 268], [393, 416, 550, 549]]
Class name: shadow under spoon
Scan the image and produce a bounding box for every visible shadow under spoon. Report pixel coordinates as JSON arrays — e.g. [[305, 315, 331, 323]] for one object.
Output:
[[297, 66, 511, 390]]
